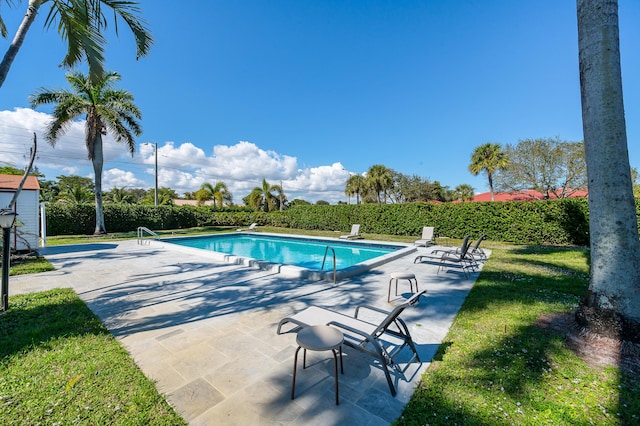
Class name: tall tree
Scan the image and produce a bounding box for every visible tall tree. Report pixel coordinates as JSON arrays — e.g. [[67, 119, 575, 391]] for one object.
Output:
[[496, 137, 587, 198], [366, 164, 393, 204], [344, 174, 366, 204], [30, 71, 142, 234], [576, 0, 640, 341], [0, 0, 153, 88], [469, 143, 509, 201], [198, 182, 232, 208], [245, 178, 284, 212]]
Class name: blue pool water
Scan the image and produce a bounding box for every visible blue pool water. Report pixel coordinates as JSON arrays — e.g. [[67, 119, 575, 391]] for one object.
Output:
[[162, 233, 402, 271]]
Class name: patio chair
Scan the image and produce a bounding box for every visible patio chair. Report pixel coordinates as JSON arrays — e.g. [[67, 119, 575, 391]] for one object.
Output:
[[339, 224, 363, 239], [461, 234, 487, 260], [236, 222, 257, 232], [414, 235, 478, 278], [276, 289, 427, 396], [414, 226, 435, 247]]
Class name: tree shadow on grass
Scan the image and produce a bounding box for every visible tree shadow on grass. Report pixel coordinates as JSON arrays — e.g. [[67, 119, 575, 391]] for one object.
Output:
[[0, 288, 108, 360], [398, 244, 639, 425]]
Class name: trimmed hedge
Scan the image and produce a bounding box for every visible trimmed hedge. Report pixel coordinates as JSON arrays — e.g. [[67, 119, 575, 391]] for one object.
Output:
[[271, 199, 591, 245], [43, 197, 618, 246], [45, 204, 267, 235]]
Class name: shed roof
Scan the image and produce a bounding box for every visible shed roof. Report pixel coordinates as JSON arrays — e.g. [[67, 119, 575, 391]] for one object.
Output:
[[0, 174, 41, 190]]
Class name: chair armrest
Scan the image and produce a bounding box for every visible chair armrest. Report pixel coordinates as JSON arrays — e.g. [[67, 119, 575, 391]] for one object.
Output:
[[326, 320, 376, 343], [354, 304, 391, 318]]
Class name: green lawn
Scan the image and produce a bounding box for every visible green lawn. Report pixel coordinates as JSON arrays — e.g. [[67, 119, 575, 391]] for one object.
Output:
[[4, 229, 638, 424], [0, 288, 186, 424], [397, 244, 640, 425]]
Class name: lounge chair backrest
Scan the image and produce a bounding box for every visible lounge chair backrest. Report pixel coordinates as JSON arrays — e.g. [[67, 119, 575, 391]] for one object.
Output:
[[351, 224, 360, 235], [421, 226, 434, 240], [457, 235, 472, 259], [370, 289, 427, 337], [471, 234, 486, 251]]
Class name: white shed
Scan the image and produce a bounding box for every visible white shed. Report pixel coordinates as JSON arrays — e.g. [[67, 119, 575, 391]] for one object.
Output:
[[0, 174, 40, 251]]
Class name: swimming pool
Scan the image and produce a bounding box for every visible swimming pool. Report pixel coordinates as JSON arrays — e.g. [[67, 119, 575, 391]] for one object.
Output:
[[160, 233, 415, 280]]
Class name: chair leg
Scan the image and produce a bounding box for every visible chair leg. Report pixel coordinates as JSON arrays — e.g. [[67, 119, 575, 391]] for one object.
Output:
[[332, 348, 340, 405], [411, 278, 419, 293], [387, 278, 393, 302], [291, 346, 302, 400]]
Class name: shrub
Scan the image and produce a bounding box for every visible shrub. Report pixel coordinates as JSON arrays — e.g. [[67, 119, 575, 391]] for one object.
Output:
[[44, 197, 602, 246]]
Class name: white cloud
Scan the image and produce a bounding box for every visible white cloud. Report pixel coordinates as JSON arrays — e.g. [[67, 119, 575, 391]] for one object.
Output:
[[0, 109, 353, 203], [103, 168, 147, 190], [0, 107, 135, 175]]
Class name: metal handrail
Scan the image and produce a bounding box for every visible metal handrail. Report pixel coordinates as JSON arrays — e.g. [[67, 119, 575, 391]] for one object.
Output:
[[321, 246, 337, 284], [137, 226, 159, 245]]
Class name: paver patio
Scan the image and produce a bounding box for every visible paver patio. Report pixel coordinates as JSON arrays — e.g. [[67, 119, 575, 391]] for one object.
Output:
[[10, 237, 485, 425]]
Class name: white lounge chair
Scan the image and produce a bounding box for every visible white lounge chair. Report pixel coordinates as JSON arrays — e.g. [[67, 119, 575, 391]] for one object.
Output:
[[339, 224, 362, 239], [277, 290, 427, 396], [414, 226, 435, 247], [236, 223, 257, 232]]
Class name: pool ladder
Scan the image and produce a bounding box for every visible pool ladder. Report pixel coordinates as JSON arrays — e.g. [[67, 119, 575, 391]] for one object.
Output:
[[321, 246, 337, 284], [137, 226, 159, 245]]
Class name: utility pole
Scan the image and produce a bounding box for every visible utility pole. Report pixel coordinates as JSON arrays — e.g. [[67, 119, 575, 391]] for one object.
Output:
[[153, 142, 158, 206], [145, 142, 158, 206]]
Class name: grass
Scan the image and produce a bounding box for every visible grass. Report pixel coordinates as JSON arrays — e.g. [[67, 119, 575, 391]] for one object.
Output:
[[9, 255, 55, 275], [6, 228, 639, 424], [0, 288, 186, 425], [396, 244, 640, 425]]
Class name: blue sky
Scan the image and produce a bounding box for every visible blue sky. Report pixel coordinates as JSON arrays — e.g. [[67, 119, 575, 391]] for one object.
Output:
[[1, 0, 639, 203]]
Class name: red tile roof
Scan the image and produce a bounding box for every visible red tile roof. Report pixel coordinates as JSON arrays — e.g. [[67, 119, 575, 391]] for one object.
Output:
[[472, 189, 587, 202], [0, 174, 41, 190]]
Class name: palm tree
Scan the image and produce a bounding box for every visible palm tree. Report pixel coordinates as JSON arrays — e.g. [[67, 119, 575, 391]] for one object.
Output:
[[344, 174, 366, 204], [58, 184, 92, 204], [246, 178, 284, 212], [468, 143, 509, 201], [453, 184, 475, 201], [198, 182, 232, 209], [366, 164, 393, 204], [576, 0, 640, 341], [0, 0, 153, 88], [30, 71, 142, 234], [106, 187, 136, 204], [142, 187, 176, 205]]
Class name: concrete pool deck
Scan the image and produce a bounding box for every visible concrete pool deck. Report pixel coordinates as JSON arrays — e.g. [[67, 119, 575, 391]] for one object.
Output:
[[10, 238, 486, 425]]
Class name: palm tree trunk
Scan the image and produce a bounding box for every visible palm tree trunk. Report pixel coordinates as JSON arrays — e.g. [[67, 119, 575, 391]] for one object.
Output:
[[488, 173, 495, 201], [576, 0, 640, 342], [92, 134, 107, 234], [0, 0, 41, 88]]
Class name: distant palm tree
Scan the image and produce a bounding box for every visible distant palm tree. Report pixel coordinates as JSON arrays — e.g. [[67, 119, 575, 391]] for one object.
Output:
[[0, 0, 153, 89], [246, 179, 284, 212], [345, 174, 366, 204], [454, 184, 475, 201], [59, 184, 93, 204], [142, 187, 176, 205], [30, 71, 142, 234], [106, 187, 136, 204], [198, 182, 232, 208], [366, 164, 393, 203], [468, 143, 509, 201]]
